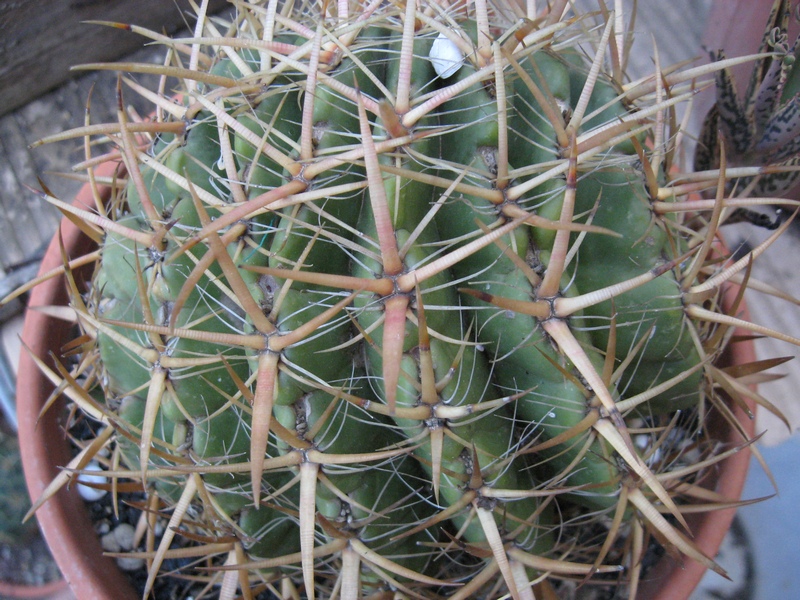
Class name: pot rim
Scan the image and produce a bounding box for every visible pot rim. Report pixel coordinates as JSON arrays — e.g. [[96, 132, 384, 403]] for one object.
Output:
[[16, 162, 139, 600]]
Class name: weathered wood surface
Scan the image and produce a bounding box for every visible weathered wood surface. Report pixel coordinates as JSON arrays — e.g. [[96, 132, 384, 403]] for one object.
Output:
[[0, 0, 798, 443], [0, 42, 163, 272], [0, 0, 226, 116]]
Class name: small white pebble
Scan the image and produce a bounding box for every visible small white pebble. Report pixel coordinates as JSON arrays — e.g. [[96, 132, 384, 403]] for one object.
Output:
[[114, 523, 137, 551], [647, 447, 663, 467], [117, 556, 146, 572], [77, 461, 108, 501], [430, 32, 464, 79], [101, 531, 121, 553]]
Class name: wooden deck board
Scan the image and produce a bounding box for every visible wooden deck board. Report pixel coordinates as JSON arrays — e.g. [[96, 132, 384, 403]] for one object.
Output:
[[0, 42, 164, 272], [0, 0, 227, 116]]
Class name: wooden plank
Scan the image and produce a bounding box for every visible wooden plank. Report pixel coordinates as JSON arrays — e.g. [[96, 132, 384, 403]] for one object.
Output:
[[0, 112, 60, 268], [0, 41, 165, 273], [0, 0, 226, 116]]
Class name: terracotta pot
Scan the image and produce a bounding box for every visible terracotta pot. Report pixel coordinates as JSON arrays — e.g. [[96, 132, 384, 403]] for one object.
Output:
[[16, 162, 138, 600], [15, 169, 757, 599], [638, 301, 757, 599]]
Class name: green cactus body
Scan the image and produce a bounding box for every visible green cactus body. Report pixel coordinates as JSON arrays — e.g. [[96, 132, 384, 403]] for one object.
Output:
[[434, 50, 627, 509], [568, 167, 704, 412], [25, 1, 793, 598]]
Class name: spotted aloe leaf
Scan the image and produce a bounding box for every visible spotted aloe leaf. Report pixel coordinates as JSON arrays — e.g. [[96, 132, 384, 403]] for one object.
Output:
[[696, 0, 800, 197]]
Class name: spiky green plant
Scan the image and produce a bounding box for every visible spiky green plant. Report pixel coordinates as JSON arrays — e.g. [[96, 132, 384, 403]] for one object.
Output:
[[9, 0, 800, 598], [696, 0, 800, 198]]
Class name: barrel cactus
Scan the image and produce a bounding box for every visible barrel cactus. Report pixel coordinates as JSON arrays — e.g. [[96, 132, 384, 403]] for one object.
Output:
[[13, 0, 800, 598]]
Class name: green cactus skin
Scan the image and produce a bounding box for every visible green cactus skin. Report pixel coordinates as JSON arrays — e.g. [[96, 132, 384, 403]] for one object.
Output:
[[17, 1, 800, 599]]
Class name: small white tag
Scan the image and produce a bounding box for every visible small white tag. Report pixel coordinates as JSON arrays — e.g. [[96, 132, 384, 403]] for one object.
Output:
[[77, 461, 108, 501], [429, 32, 464, 79]]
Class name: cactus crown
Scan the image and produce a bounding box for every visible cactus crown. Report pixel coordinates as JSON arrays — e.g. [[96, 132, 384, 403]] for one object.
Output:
[[10, 0, 800, 598]]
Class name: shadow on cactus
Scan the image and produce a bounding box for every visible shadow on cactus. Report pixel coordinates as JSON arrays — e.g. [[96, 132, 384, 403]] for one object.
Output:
[[7, 0, 800, 598]]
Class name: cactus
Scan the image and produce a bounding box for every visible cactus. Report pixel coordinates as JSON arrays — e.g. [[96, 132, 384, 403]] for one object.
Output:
[[10, 0, 800, 598]]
